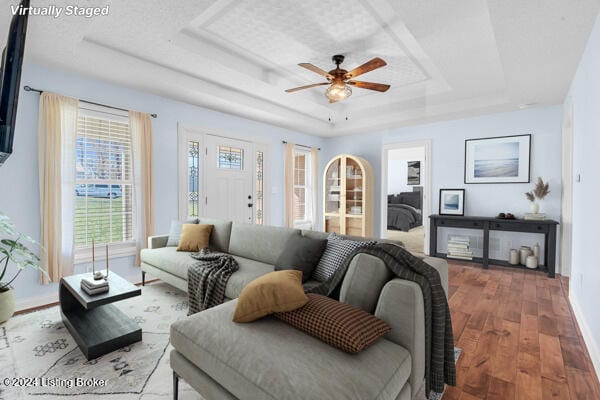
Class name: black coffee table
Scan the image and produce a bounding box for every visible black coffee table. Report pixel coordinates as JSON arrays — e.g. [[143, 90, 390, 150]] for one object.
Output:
[[59, 272, 142, 360]]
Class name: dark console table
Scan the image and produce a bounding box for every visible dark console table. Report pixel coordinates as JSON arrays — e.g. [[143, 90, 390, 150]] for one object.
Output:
[[429, 215, 559, 277]]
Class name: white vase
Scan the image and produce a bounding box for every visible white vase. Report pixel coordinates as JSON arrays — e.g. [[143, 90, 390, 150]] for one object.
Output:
[[530, 202, 540, 214], [0, 288, 15, 324]]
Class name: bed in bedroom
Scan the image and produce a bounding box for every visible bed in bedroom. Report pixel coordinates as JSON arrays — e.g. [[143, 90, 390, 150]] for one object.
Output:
[[387, 191, 422, 232]]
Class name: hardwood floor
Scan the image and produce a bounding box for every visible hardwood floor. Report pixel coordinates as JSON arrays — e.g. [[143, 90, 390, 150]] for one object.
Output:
[[443, 262, 600, 400]]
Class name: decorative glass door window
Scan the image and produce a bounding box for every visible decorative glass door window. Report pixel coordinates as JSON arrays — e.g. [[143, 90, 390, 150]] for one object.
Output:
[[218, 146, 243, 169], [255, 150, 264, 224], [187, 140, 200, 218]]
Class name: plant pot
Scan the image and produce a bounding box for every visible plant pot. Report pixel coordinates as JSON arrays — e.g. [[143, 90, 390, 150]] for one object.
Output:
[[0, 288, 15, 324], [530, 202, 540, 214]]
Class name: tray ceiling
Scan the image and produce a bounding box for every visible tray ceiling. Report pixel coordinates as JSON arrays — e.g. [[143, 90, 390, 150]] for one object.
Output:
[[3, 0, 600, 136]]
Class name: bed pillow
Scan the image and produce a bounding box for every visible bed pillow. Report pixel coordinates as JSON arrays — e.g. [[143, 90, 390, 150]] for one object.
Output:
[[275, 293, 391, 353], [233, 270, 308, 323], [166, 218, 198, 247], [275, 236, 327, 282], [312, 233, 376, 282], [399, 192, 420, 209]]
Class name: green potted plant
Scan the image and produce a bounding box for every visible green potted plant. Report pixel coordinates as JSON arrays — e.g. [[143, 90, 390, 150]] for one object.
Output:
[[0, 212, 47, 323]]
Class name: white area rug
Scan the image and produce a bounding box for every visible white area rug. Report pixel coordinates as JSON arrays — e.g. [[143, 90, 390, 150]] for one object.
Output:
[[0, 283, 202, 399]]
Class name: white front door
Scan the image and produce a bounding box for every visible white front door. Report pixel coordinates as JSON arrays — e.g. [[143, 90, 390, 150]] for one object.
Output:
[[204, 135, 254, 223]]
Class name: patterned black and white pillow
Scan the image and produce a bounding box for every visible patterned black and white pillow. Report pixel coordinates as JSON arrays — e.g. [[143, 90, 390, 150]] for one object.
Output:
[[312, 233, 376, 282]]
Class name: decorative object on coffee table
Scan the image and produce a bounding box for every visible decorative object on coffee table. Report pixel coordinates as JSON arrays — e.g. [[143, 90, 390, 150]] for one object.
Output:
[[90, 239, 109, 280], [60, 271, 141, 360], [464, 134, 531, 184], [439, 189, 465, 216]]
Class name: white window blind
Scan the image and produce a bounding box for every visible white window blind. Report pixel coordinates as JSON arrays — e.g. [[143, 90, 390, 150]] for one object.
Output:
[[74, 107, 134, 249], [293, 149, 312, 228]]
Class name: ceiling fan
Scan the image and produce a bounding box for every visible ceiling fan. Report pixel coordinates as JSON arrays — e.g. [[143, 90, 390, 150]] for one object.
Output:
[[286, 55, 390, 103]]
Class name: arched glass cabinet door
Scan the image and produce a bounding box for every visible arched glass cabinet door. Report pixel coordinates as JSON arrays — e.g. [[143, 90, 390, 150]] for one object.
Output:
[[324, 156, 342, 233], [344, 156, 365, 236]]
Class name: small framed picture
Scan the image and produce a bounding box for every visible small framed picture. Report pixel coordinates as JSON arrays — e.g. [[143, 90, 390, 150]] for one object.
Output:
[[464, 134, 531, 184], [439, 189, 465, 216], [407, 161, 421, 185]]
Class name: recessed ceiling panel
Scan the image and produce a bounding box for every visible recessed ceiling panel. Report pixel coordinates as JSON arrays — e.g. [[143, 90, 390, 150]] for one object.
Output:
[[190, 0, 429, 98]]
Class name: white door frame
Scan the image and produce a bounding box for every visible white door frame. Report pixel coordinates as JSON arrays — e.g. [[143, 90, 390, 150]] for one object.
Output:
[[560, 102, 574, 277], [177, 124, 270, 224], [381, 140, 432, 255]]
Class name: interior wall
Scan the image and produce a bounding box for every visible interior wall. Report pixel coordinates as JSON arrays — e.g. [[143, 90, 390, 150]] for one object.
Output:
[[387, 147, 425, 195], [0, 62, 324, 309], [323, 105, 563, 262], [565, 14, 600, 377]]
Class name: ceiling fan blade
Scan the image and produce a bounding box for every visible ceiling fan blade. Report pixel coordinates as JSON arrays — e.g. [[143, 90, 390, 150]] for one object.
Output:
[[285, 82, 329, 93], [347, 80, 390, 92], [345, 57, 387, 79], [298, 63, 334, 79]]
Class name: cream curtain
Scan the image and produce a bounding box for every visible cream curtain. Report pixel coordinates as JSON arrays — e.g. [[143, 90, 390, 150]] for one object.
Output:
[[310, 147, 319, 230], [37, 93, 79, 284], [129, 111, 154, 266], [283, 143, 295, 228]]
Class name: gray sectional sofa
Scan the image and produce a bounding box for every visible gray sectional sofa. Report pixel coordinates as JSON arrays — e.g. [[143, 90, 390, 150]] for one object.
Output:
[[140, 218, 449, 400]]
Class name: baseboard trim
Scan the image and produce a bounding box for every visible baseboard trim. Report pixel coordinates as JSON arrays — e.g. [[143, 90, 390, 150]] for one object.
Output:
[[569, 292, 600, 380]]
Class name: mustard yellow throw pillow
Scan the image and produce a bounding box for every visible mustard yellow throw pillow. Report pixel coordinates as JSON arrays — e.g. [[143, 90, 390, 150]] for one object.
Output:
[[176, 224, 213, 252], [233, 270, 308, 323]]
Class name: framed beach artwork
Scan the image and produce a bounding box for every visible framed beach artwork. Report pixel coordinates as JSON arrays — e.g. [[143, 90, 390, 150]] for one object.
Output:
[[464, 134, 531, 184], [407, 161, 421, 185], [439, 189, 465, 216]]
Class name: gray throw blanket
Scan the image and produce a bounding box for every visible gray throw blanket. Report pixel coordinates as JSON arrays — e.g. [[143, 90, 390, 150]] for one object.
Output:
[[188, 248, 239, 315], [308, 243, 456, 396]]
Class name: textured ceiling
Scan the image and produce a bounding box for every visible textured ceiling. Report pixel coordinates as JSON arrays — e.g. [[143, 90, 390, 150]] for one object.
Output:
[[2, 0, 599, 136]]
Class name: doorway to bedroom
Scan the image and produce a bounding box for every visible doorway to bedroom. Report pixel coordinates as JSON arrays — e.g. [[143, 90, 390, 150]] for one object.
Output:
[[381, 141, 431, 256]]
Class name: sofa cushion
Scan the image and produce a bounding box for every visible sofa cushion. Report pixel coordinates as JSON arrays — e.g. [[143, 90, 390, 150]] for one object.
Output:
[[274, 235, 327, 282], [166, 218, 198, 247], [198, 218, 233, 253], [177, 224, 213, 252], [312, 233, 376, 282], [233, 270, 308, 323], [228, 223, 301, 265], [275, 293, 391, 353], [339, 253, 393, 313], [170, 300, 412, 400], [225, 256, 274, 299], [140, 247, 197, 280]]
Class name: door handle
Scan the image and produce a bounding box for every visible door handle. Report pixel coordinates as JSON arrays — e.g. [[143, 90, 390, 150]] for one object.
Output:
[[248, 203, 253, 208]]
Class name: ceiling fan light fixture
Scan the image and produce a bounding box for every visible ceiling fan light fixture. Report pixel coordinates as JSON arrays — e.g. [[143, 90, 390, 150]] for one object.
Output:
[[325, 82, 352, 102]]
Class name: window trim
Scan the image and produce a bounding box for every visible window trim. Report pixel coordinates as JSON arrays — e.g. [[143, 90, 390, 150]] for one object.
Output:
[[293, 148, 313, 228]]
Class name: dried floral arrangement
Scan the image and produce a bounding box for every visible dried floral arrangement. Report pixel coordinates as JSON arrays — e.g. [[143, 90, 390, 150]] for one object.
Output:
[[525, 177, 550, 202]]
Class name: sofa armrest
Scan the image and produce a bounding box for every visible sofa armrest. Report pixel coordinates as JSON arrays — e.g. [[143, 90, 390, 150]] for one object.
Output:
[[375, 278, 425, 397], [148, 235, 169, 249], [422, 256, 448, 298]]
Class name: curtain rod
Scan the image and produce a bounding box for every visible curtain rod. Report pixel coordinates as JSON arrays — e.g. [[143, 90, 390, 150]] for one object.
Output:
[[282, 140, 320, 151], [23, 85, 158, 119]]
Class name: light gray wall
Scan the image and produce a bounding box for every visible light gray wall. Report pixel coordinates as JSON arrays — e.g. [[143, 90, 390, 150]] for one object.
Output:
[[0, 62, 324, 306], [566, 15, 600, 375], [323, 105, 563, 261]]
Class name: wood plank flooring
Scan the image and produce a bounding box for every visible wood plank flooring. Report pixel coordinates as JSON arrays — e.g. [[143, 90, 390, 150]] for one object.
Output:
[[443, 262, 600, 400]]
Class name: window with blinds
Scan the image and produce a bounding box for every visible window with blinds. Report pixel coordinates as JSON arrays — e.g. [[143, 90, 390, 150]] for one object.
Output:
[[74, 108, 134, 249]]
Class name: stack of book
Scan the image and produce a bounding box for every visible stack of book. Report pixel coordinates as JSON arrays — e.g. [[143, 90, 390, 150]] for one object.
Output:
[[447, 236, 473, 260], [81, 277, 109, 296], [524, 213, 546, 220]]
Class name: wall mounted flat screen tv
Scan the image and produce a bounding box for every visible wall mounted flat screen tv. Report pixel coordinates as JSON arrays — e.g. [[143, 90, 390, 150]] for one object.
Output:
[[0, 0, 29, 167]]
